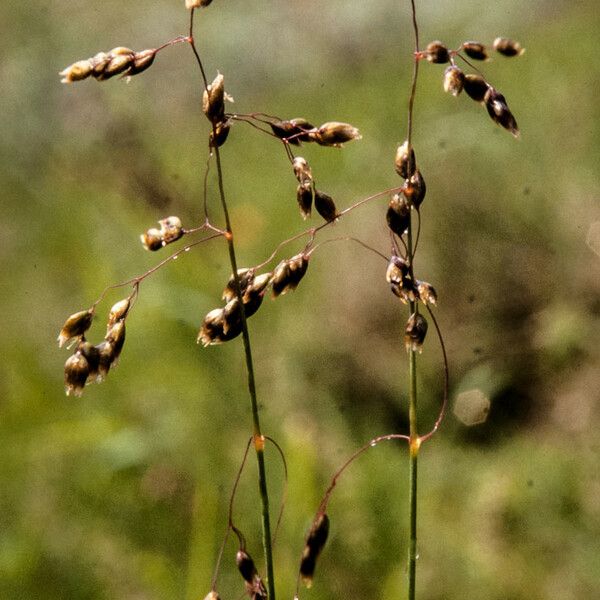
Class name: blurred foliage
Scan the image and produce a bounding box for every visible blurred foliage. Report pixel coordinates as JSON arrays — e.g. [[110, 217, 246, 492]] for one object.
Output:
[[1, 0, 599, 599]]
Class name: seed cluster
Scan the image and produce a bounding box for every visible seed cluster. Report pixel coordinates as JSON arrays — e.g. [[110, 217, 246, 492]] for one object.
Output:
[[141, 216, 185, 251], [198, 256, 309, 346], [384, 137, 439, 353], [59, 299, 130, 396], [271, 119, 360, 222], [291, 154, 339, 222], [421, 38, 523, 137], [270, 119, 361, 148], [60, 47, 157, 84], [203, 72, 235, 148]]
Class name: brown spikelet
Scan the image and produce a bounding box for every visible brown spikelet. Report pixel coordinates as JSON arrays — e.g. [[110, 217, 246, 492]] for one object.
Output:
[[425, 41, 450, 64], [462, 41, 488, 61], [64, 352, 89, 397], [300, 513, 330, 587], [312, 122, 361, 147], [463, 73, 490, 103], [209, 121, 231, 148], [296, 182, 313, 220], [405, 312, 428, 353], [271, 254, 309, 297], [202, 73, 226, 124], [314, 190, 338, 223], [443, 65, 465, 96], [416, 280, 438, 305], [404, 170, 426, 209], [394, 140, 416, 179], [493, 37, 524, 57], [484, 88, 520, 137], [58, 309, 94, 348], [386, 193, 411, 237], [293, 156, 313, 184], [108, 299, 130, 326], [270, 118, 315, 145], [127, 49, 156, 76]]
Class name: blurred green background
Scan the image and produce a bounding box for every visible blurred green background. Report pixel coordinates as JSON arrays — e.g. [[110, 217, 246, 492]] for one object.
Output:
[[1, 0, 599, 598]]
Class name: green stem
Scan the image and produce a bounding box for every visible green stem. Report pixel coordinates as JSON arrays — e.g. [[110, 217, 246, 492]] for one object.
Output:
[[405, 1, 420, 597], [213, 146, 276, 600], [188, 10, 276, 597], [406, 223, 419, 600]]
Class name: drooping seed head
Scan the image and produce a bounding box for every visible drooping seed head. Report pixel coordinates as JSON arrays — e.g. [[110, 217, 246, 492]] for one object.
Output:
[[296, 182, 313, 220], [59, 60, 93, 84], [463, 74, 490, 103], [443, 65, 465, 96], [404, 170, 426, 209], [108, 299, 130, 326], [271, 254, 309, 297], [416, 280, 438, 305], [493, 37, 524, 57], [425, 41, 450, 64], [58, 309, 94, 348], [202, 73, 226, 124], [386, 193, 411, 237], [141, 227, 164, 251], [197, 308, 225, 346], [462, 41, 489, 61], [313, 122, 362, 147], [394, 140, 416, 179], [236, 549, 258, 584], [293, 157, 313, 184], [404, 312, 428, 353], [64, 352, 90, 397], [105, 320, 126, 360], [314, 190, 338, 223], [222, 268, 255, 302], [209, 121, 231, 148], [300, 513, 330, 587], [158, 216, 184, 244], [484, 88, 520, 137]]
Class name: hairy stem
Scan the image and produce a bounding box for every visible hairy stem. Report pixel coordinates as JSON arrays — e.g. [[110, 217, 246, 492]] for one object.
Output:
[[189, 9, 276, 598]]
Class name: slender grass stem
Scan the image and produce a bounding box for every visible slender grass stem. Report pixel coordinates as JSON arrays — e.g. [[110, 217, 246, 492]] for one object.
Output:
[[405, 2, 421, 598], [407, 223, 419, 600], [189, 9, 276, 598], [213, 144, 277, 600]]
